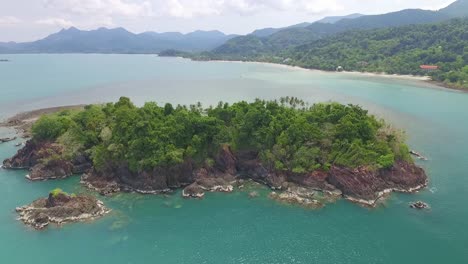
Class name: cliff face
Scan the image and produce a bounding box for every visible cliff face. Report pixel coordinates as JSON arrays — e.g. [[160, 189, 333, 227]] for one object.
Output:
[[328, 161, 427, 203], [3, 140, 46, 169], [5, 140, 428, 206], [2, 141, 92, 181]]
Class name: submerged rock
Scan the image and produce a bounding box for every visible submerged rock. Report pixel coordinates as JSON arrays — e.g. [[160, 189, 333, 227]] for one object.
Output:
[[269, 190, 323, 209], [248, 191, 259, 198], [182, 177, 234, 199], [268, 182, 326, 208], [182, 183, 205, 198], [410, 150, 428, 161], [0, 137, 16, 143], [410, 201, 429, 209], [16, 190, 110, 230]]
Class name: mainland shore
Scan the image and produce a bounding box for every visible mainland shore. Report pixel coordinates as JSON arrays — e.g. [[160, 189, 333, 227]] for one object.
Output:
[[188, 58, 466, 92]]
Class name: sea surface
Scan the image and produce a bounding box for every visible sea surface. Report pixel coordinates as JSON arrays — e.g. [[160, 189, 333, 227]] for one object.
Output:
[[0, 54, 467, 263]]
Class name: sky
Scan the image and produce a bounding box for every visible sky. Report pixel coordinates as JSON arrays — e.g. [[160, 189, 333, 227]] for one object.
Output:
[[0, 0, 456, 42]]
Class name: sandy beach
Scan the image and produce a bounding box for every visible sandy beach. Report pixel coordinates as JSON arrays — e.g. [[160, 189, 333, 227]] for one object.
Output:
[[205, 59, 432, 81], [0, 105, 85, 137]]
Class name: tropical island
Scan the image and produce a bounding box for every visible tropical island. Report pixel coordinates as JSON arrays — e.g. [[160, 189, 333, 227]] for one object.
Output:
[[3, 97, 427, 208]]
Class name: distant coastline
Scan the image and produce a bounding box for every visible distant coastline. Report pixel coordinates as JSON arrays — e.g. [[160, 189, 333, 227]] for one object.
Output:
[[170, 56, 466, 92], [209, 59, 432, 81]]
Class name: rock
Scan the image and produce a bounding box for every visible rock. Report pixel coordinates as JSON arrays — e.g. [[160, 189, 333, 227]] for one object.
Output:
[[16, 191, 110, 230], [84, 160, 193, 194], [0, 137, 16, 143], [215, 144, 237, 175], [410, 201, 429, 209], [6, 140, 428, 209], [2, 140, 42, 169], [3, 140, 92, 180], [328, 161, 428, 206], [28, 160, 73, 181], [81, 174, 121, 196], [182, 183, 205, 198], [248, 191, 259, 198], [269, 190, 323, 209], [196, 177, 234, 193], [410, 150, 428, 161], [71, 154, 93, 174]]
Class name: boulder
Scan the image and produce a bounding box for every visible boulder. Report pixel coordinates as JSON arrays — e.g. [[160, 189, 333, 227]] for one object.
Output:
[[16, 191, 110, 230]]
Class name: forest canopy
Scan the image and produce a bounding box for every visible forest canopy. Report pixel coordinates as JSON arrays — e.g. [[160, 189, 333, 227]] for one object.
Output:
[[32, 97, 412, 174], [191, 18, 468, 89]]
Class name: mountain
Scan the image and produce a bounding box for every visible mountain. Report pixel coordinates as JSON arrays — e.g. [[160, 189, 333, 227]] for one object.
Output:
[[283, 18, 468, 88], [0, 27, 238, 54], [251, 22, 311, 37], [250, 14, 364, 38], [316, 13, 364, 24], [440, 0, 468, 17], [209, 1, 466, 58]]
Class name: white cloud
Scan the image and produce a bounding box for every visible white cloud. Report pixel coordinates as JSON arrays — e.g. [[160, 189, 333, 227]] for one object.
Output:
[[41, 0, 154, 29], [0, 16, 22, 26], [292, 0, 344, 14], [154, 0, 344, 18], [44, 0, 153, 17], [36, 18, 75, 28]]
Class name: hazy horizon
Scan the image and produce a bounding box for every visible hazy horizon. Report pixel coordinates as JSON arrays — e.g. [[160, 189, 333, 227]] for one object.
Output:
[[0, 0, 456, 42]]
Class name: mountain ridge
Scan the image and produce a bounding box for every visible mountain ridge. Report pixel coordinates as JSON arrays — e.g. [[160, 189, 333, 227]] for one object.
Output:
[[0, 27, 238, 54], [210, 5, 461, 57]]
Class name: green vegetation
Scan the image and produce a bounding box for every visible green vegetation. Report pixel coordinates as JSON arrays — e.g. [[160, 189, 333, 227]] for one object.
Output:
[[194, 18, 468, 89], [50, 188, 67, 197], [32, 97, 411, 174], [284, 18, 468, 88], [32, 114, 73, 141], [50, 188, 76, 198]]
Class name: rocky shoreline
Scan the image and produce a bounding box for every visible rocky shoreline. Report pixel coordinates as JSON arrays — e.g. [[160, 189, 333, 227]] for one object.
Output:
[[16, 190, 110, 230], [3, 141, 93, 181], [78, 146, 425, 207], [3, 140, 428, 207], [2, 138, 428, 207]]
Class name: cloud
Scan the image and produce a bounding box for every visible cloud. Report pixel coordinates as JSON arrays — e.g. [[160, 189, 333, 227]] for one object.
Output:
[[0, 16, 22, 26], [41, 0, 153, 29], [291, 0, 344, 14], [44, 0, 153, 17], [154, 0, 344, 18], [36, 18, 75, 28]]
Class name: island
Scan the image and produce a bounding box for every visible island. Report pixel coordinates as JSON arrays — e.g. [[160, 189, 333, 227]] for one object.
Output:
[[16, 189, 109, 230], [3, 97, 427, 207]]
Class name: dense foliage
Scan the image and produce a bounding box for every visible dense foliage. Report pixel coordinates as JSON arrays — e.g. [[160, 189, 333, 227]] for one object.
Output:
[[284, 18, 468, 88], [207, 7, 458, 58], [191, 18, 468, 89], [32, 97, 411, 174]]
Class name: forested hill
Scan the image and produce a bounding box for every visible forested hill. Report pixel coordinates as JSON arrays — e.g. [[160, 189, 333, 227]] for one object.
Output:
[[209, 1, 467, 57], [190, 18, 467, 89], [282, 18, 468, 88]]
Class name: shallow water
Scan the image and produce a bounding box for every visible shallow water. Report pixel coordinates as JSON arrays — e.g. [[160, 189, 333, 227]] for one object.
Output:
[[0, 54, 467, 263]]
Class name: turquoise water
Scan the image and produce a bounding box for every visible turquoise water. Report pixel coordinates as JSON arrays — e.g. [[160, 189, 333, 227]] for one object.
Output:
[[1, 54, 467, 263]]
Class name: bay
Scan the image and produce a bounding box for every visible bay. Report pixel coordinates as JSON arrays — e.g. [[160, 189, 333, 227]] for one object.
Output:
[[0, 54, 467, 263]]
